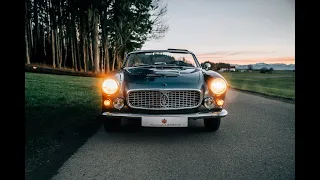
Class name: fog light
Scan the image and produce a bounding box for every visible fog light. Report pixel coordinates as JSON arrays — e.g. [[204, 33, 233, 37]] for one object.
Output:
[[204, 97, 215, 110], [216, 99, 224, 106], [113, 98, 124, 110], [104, 99, 111, 106]]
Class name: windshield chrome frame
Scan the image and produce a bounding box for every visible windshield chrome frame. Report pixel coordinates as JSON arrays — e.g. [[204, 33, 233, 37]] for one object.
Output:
[[122, 50, 201, 69]]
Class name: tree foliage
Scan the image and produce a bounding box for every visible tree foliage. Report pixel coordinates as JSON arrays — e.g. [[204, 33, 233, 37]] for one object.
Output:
[[25, 0, 169, 73]]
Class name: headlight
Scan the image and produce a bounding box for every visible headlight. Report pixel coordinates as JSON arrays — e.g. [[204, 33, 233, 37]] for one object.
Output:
[[102, 79, 118, 94], [210, 78, 227, 95]]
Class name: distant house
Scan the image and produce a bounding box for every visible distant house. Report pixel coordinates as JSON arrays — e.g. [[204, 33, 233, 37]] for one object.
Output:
[[218, 66, 236, 72]]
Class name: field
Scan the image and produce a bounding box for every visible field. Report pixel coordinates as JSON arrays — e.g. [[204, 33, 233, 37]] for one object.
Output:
[[219, 70, 295, 99], [25, 72, 102, 179]]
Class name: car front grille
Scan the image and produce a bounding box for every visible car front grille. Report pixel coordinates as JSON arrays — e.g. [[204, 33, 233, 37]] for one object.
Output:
[[127, 90, 202, 110]]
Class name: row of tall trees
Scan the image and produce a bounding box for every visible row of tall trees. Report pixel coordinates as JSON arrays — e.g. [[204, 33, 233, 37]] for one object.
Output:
[[25, 0, 168, 73]]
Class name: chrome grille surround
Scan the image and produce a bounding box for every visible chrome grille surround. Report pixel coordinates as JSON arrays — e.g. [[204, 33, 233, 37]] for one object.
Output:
[[126, 89, 203, 110]]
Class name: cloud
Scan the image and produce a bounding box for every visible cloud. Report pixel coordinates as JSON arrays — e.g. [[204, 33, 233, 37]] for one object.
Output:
[[227, 52, 244, 56], [197, 56, 295, 65], [197, 51, 231, 56], [196, 56, 225, 59], [196, 50, 275, 57], [195, 49, 292, 64]]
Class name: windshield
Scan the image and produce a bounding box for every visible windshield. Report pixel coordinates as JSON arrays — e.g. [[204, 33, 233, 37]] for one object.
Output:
[[124, 52, 199, 68]]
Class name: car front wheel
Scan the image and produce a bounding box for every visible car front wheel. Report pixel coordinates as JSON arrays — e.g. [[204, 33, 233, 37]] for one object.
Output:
[[204, 118, 221, 132], [104, 118, 121, 132]]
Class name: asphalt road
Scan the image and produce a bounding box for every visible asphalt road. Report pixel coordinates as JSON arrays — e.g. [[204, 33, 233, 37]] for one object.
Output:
[[52, 89, 295, 180]]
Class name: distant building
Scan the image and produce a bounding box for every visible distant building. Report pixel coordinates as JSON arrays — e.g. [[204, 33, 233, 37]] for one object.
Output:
[[218, 66, 236, 72]]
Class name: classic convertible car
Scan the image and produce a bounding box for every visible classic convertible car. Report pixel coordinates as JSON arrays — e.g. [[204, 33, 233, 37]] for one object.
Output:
[[99, 48, 228, 132]]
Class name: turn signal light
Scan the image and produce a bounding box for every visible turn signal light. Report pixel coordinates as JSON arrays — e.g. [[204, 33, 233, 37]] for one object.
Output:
[[216, 99, 224, 106], [104, 99, 111, 106]]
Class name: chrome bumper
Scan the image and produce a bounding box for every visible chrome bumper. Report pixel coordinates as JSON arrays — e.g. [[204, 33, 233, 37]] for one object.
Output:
[[101, 109, 228, 119]]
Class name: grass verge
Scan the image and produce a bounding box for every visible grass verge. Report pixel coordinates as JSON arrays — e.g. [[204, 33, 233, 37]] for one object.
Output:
[[25, 72, 102, 180], [219, 71, 295, 100]]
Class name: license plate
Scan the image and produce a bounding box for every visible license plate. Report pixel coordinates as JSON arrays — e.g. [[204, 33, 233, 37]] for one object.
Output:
[[141, 116, 188, 127]]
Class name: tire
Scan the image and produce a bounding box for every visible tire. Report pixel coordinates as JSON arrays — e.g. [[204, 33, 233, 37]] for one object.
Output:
[[204, 118, 221, 132], [104, 118, 121, 132]]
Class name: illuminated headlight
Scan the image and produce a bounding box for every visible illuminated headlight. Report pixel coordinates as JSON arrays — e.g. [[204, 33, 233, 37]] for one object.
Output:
[[204, 97, 215, 109], [102, 79, 118, 94], [113, 98, 124, 110], [210, 78, 227, 95]]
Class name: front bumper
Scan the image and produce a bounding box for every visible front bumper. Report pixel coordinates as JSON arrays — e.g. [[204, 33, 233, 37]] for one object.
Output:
[[101, 109, 228, 119]]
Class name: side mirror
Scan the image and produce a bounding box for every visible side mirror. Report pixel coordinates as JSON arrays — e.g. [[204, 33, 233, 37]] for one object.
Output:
[[203, 62, 211, 70]]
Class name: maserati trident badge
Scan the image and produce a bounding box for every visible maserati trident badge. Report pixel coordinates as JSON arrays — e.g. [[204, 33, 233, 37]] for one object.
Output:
[[160, 94, 169, 107]]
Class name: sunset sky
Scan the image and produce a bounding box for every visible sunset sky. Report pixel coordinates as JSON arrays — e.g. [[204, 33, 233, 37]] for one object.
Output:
[[142, 0, 295, 65]]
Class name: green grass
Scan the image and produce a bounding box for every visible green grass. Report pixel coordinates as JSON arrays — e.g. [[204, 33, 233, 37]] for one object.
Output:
[[25, 72, 102, 174], [219, 70, 295, 99]]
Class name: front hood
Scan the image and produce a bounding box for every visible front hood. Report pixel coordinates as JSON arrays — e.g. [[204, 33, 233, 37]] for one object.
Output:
[[123, 67, 203, 90]]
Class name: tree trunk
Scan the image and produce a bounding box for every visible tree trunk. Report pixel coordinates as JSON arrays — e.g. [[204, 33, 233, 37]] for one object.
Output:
[[75, 19, 81, 71], [42, 20, 46, 58], [71, 37, 75, 70], [56, 30, 60, 68], [33, 0, 39, 55], [92, 8, 100, 73], [70, 10, 77, 71], [112, 48, 116, 71], [51, 29, 56, 68], [76, 38, 81, 71], [104, 38, 110, 73], [116, 53, 122, 69], [63, 42, 67, 68], [25, 0, 30, 64], [47, 28, 51, 66], [57, 2, 62, 68], [74, 37, 81, 71], [62, 19, 67, 68], [59, 26, 64, 68], [29, 19, 33, 49], [25, 22, 30, 64], [49, 0, 56, 68], [100, 47, 103, 72], [73, 38, 78, 71], [86, 39, 90, 71], [80, 11, 87, 72], [58, 33, 63, 68], [83, 38, 87, 72], [89, 39, 94, 71]]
